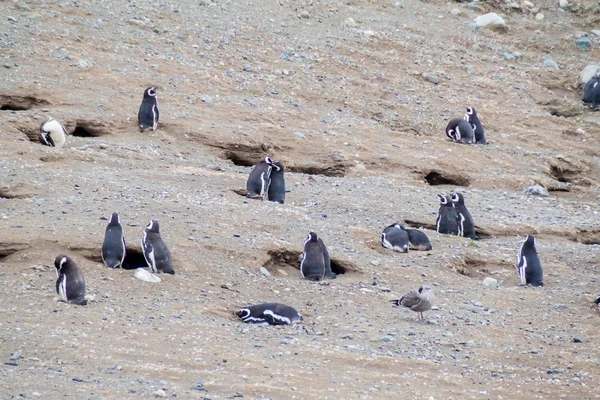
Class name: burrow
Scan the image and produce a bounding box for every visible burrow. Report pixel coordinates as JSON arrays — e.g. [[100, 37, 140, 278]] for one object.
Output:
[[449, 255, 513, 278], [548, 163, 593, 187], [71, 244, 148, 270], [0, 94, 50, 111], [262, 248, 360, 278], [403, 219, 491, 239], [0, 242, 31, 262], [421, 170, 470, 187], [17, 118, 115, 143], [0, 183, 35, 199]]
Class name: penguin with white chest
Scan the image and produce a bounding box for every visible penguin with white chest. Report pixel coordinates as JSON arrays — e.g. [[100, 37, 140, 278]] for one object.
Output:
[[582, 70, 600, 110], [236, 303, 302, 325], [300, 232, 327, 281], [38, 117, 67, 149], [451, 193, 478, 240], [436, 194, 460, 235], [381, 223, 410, 253], [267, 160, 285, 204], [516, 235, 543, 287], [142, 220, 174, 274], [54, 255, 87, 305], [464, 107, 487, 144], [247, 157, 274, 200], [102, 212, 126, 269], [445, 118, 474, 144], [138, 87, 159, 132]]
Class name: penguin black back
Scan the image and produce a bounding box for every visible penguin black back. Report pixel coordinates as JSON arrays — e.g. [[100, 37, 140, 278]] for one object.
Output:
[[436, 194, 459, 235], [403, 227, 432, 251], [464, 107, 486, 144], [517, 235, 543, 287], [247, 157, 274, 200], [445, 118, 474, 144], [582, 70, 600, 108], [267, 160, 285, 204], [142, 220, 174, 274], [54, 254, 87, 305], [451, 193, 478, 240], [138, 87, 159, 132], [300, 232, 326, 281], [102, 212, 126, 269], [236, 303, 302, 325], [381, 223, 409, 253]]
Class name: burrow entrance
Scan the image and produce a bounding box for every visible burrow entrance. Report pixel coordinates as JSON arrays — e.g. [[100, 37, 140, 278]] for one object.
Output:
[[450, 255, 513, 278], [422, 170, 470, 187], [18, 118, 114, 143], [73, 245, 148, 270], [263, 248, 359, 278], [0, 242, 30, 262], [0, 94, 50, 111], [403, 219, 491, 239]]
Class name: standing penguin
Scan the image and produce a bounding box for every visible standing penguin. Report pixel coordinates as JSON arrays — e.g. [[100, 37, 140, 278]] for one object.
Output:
[[451, 192, 478, 240], [300, 232, 326, 281], [101, 212, 126, 269], [138, 87, 159, 132], [516, 235, 543, 287], [54, 255, 87, 305], [381, 223, 410, 253], [38, 117, 67, 149], [436, 194, 460, 235], [582, 70, 600, 110], [401, 226, 432, 251], [464, 107, 487, 144], [445, 118, 474, 144], [246, 157, 274, 200], [267, 160, 286, 204], [141, 220, 174, 274]]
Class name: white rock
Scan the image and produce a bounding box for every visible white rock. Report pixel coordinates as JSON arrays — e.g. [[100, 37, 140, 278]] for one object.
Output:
[[592, 30, 600, 37], [523, 0, 534, 7], [473, 13, 507, 32], [559, 0, 568, 8], [483, 277, 498, 289], [260, 267, 271, 277], [153, 389, 167, 398], [134, 268, 161, 283], [450, 8, 461, 15], [535, 12, 544, 20], [580, 64, 600, 85]]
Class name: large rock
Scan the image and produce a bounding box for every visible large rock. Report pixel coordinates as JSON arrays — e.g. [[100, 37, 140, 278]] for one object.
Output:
[[134, 268, 161, 283], [580, 64, 600, 85], [474, 13, 508, 32]]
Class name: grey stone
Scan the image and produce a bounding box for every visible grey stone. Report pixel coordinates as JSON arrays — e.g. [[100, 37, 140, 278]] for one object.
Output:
[[483, 277, 498, 289], [592, 30, 600, 36], [580, 64, 600, 85], [242, 64, 253, 72], [559, 0, 568, 7], [200, 95, 212, 103], [501, 52, 515, 61], [134, 268, 162, 283], [575, 37, 590, 51], [523, 185, 549, 197], [573, 336, 583, 343], [450, 8, 461, 15], [426, 75, 438, 84], [535, 12, 544, 20], [7, 16, 17, 22], [473, 13, 507, 32], [544, 59, 559, 69], [292, 131, 307, 140], [299, 11, 310, 19], [260, 267, 271, 277]]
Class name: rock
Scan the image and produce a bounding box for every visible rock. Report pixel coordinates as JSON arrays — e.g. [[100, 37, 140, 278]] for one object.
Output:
[[573, 336, 583, 343], [153, 389, 167, 398], [260, 267, 271, 277], [501, 53, 515, 61], [569, 1, 580, 11], [242, 64, 253, 72], [580, 64, 600, 85], [544, 59, 559, 69], [523, 185, 549, 197], [483, 277, 498, 289], [394, 2, 404, 8], [559, 0, 568, 8], [523, 0, 534, 7], [299, 11, 310, 19], [450, 8, 461, 15], [345, 18, 358, 26], [200, 95, 212, 103], [473, 13, 508, 32], [535, 12, 544, 20], [292, 131, 307, 140], [425, 75, 438, 84], [592, 30, 600, 36], [133, 268, 162, 283], [192, 381, 207, 391], [7, 16, 17, 22], [575, 37, 590, 51]]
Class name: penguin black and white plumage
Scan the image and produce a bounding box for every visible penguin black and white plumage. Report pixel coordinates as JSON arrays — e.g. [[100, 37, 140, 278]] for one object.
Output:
[[464, 107, 487, 144], [300, 232, 326, 280], [451, 193, 478, 240], [516, 235, 543, 287], [138, 87, 159, 132], [267, 161, 285, 204], [38, 117, 67, 149], [436, 194, 460, 236], [54, 255, 87, 305], [319, 236, 337, 279], [593, 295, 600, 310], [381, 223, 410, 253], [582, 70, 600, 110], [445, 118, 474, 144], [401, 227, 432, 251], [101, 212, 126, 269], [141, 220, 174, 274], [236, 303, 302, 325], [246, 157, 274, 200]]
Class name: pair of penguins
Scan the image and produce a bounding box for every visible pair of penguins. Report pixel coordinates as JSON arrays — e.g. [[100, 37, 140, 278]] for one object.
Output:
[[436, 193, 478, 240], [246, 156, 286, 204], [381, 223, 432, 253], [582, 70, 600, 110], [445, 107, 487, 145], [53, 213, 174, 305]]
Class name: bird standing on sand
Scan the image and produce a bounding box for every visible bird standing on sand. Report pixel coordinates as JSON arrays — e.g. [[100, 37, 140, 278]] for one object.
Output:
[[391, 285, 434, 322]]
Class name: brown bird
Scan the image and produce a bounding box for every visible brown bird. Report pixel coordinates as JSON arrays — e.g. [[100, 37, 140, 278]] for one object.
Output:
[[391, 285, 434, 322]]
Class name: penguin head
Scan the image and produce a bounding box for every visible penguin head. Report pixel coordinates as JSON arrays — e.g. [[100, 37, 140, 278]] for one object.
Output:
[[270, 161, 283, 172], [41, 118, 65, 135], [235, 308, 251, 319], [307, 232, 319, 242], [451, 192, 465, 205], [465, 107, 476, 117], [108, 212, 120, 225], [54, 254, 71, 272], [144, 87, 157, 98], [524, 235, 535, 248], [264, 156, 274, 165], [145, 219, 160, 233], [437, 194, 448, 205]]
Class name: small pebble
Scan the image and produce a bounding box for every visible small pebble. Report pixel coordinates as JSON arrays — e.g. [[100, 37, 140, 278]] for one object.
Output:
[[573, 336, 583, 343]]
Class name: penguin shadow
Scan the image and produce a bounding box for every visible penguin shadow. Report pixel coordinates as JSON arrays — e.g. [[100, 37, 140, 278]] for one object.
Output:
[[262, 248, 359, 279]]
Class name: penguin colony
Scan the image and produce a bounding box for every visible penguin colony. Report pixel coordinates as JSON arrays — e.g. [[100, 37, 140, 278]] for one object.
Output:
[[44, 87, 558, 327]]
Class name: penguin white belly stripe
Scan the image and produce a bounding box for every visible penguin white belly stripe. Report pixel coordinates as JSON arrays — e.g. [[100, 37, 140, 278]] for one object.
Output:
[[299, 253, 306, 278], [147, 248, 156, 272], [458, 214, 465, 237], [120, 236, 126, 267], [59, 275, 68, 302], [152, 104, 158, 130], [264, 310, 291, 324], [455, 126, 462, 141], [519, 257, 527, 285]]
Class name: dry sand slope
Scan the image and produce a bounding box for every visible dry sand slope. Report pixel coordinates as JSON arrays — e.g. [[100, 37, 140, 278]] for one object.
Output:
[[1, 0, 600, 399]]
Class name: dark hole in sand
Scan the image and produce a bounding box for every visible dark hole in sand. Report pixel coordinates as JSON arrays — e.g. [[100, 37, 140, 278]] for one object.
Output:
[[423, 171, 470, 187], [0, 95, 49, 111], [263, 248, 358, 276], [71, 122, 108, 138], [78, 245, 148, 269]]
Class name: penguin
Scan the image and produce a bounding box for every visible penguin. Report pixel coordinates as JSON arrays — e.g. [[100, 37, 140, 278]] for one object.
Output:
[[381, 223, 410, 253], [445, 118, 474, 144], [267, 160, 285, 204], [246, 157, 274, 200], [101, 212, 126, 269], [464, 107, 487, 144], [401, 226, 432, 251], [300, 232, 326, 281], [516, 235, 543, 287], [582, 70, 600, 110], [54, 255, 87, 305], [138, 87, 159, 132], [319, 236, 337, 279], [38, 117, 67, 149], [451, 192, 478, 240], [593, 295, 600, 310], [390, 284, 434, 322], [141, 220, 174, 274], [236, 303, 302, 325], [436, 194, 460, 236]]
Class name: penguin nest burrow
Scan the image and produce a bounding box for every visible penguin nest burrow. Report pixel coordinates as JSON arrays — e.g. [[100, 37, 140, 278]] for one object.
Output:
[[449, 256, 512, 278], [0, 94, 50, 111], [72, 244, 148, 270], [263, 249, 359, 277], [423, 170, 470, 187]]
